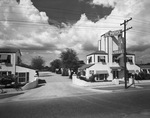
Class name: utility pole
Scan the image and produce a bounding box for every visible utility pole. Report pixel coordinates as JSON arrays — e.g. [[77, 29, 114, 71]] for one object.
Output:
[[120, 18, 132, 89]]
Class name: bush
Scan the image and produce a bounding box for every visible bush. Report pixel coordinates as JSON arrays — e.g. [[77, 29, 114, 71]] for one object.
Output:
[[88, 74, 96, 82], [135, 72, 150, 80], [79, 76, 88, 81], [78, 75, 95, 82], [0, 75, 15, 87]]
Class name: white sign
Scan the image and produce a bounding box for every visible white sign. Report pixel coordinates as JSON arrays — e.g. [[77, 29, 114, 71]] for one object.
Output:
[[104, 30, 122, 37]]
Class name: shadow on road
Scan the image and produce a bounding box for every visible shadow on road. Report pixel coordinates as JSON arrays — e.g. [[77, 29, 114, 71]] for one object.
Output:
[[36, 84, 45, 88], [0, 92, 24, 99], [39, 74, 53, 77]]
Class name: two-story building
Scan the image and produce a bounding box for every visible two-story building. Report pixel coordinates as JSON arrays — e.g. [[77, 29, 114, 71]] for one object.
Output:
[[79, 30, 140, 81], [0, 48, 36, 84]]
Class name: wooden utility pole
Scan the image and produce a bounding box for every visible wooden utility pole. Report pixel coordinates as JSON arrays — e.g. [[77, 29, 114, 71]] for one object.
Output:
[[120, 18, 132, 89]]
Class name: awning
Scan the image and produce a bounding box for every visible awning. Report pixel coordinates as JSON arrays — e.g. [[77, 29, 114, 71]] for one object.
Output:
[[0, 54, 8, 60], [96, 70, 108, 74], [128, 70, 140, 74], [127, 64, 140, 74], [128, 70, 135, 73], [79, 64, 94, 70]]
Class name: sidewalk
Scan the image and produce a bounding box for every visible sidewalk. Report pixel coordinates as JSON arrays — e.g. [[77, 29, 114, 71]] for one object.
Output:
[[92, 82, 150, 92]]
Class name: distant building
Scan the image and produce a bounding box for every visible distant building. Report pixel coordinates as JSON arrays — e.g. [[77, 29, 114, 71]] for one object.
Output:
[[0, 48, 36, 84], [79, 30, 140, 81], [138, 64, 150, 74]]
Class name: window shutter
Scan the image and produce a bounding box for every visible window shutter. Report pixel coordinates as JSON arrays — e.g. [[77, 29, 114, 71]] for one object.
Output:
[[27, 72, 29, 82]]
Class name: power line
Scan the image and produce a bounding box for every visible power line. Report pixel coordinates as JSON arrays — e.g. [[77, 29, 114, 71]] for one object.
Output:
[[0, 4, 107, 18], [1, 3, 150, 24], [0, 20, 150, 34]]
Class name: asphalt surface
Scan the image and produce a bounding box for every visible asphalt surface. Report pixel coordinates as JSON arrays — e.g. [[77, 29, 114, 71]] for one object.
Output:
[[0, 72, 150, 118], [1, 88, 150, 118]]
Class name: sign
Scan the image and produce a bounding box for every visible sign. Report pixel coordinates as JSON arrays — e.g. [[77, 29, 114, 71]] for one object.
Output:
[[113, 50, 123, 54], [104, 30, 122, 37]]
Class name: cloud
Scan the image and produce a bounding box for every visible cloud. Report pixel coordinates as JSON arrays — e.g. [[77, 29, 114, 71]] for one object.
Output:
[[90, 0, 117, 7], [0, 0, 150, 64], [128, 44, 150, 52]]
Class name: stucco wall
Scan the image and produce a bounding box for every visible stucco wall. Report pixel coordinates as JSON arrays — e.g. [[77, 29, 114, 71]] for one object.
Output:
[[16, 66, 36, 82], [86, 63, 112, 80]]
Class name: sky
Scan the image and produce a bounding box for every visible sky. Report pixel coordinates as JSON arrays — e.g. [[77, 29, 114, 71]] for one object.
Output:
[[0, 0, 150, 65]]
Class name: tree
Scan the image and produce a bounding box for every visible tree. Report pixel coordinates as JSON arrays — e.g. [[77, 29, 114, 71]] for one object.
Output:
[[60, 48, 79, 74], [31, 56, 45, 70], [50, 59, 62, 73]]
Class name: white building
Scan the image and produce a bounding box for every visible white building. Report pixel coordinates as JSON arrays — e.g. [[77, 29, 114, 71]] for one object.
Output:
[[0, 48, 36, 84], [79, 30, 140, 81]]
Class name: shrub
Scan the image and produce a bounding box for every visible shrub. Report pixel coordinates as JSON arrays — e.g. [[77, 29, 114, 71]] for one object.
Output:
[[88, 74, 95, 82], [78, 75, 95, 82], [135, 72, 150, 80], [0, 75, 15, 87], [79, 76, 88, 82]]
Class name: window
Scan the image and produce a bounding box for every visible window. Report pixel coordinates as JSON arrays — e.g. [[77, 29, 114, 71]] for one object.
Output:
[[98, 56, 105, 63], [2, 72, 7, 76], [95, 74, 107, 81], [18, 73, 26, 83], [7, 55, 11, 64], [89, 70, 94, 74], [0, 54, 8, 63], [16, 72, 29, 83], [113, 71, 119, 79], [127, 57, 133, 64], [88, 57, 92, 63], [8, 71, 12, 75], [0, 71, 11, 76], [113, 56, 119, 63], [142, 69, 147, 74]]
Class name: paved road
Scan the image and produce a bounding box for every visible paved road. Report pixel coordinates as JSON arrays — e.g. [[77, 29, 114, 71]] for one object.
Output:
[[1, 72, 150, 118], [1, 72, 111, 102], [0, 88, 150, 118]]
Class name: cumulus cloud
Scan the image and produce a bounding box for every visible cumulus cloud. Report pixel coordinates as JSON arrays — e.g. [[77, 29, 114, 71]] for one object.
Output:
[[0, 0, 150, 64], [90, 0, 117, 7]]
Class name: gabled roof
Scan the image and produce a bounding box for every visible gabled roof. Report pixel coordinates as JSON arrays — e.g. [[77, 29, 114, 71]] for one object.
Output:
[[17, 63, 35, 70], [0, 48, 21, 55], [87, 50, 107, 56], [79, 64, 94, 70]]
